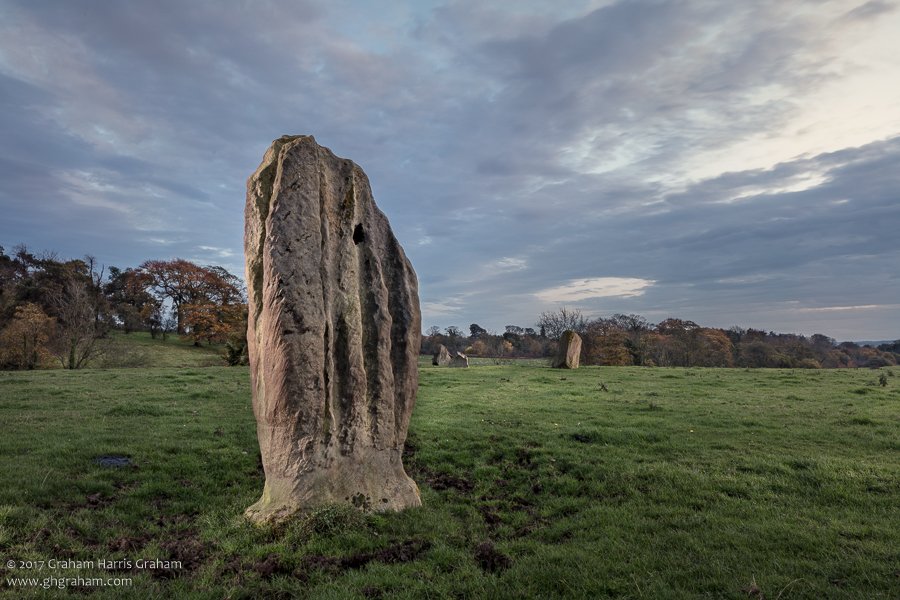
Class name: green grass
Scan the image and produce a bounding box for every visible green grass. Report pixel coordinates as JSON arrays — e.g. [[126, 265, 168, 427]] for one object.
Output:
[[92, 331, 225, 368], [0, 364, 898, 598], [465, 357, 549, 367]]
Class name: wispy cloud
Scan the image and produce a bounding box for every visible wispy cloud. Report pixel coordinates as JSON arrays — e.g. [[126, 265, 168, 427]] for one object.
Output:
[[492, 257, 527, 272], [791, 304, 900, 313], [422, 299, 466, 318], [535, 277, 655, 303], [197, 246, 236, 259]]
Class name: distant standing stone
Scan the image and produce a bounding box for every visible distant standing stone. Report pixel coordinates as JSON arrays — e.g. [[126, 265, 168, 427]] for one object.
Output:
[[450, 351, 469, 368], [432, 345, 451, 366], [552, 330, 582, 369], [244, 135, 421, 524]]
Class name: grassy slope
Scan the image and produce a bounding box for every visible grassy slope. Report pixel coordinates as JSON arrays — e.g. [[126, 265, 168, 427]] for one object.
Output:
[[0, 363, 897, 598], [94, 331, 225, 369]]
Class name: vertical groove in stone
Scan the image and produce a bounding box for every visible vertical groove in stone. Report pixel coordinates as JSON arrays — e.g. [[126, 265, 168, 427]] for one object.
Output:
[[384, 229, 418, 444], [353, 170, 384, 449], [315, 143, 337, 459]]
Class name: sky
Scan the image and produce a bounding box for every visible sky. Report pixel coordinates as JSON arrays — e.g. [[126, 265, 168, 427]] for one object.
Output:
[[1, 0, 899, 341]]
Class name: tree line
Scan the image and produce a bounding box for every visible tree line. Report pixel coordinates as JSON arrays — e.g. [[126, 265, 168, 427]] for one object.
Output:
[[0, 245, 247, 369], [4, 244, 896, 371], [424, 308, 900, 369]]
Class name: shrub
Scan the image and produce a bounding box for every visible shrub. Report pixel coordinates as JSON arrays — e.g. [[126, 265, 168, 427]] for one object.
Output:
[[224, 337, 248, 366]]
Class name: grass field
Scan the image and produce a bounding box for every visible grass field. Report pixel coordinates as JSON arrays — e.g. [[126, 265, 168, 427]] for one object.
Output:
[[93, 331, 226, 369], [0, 360, 898, 598]]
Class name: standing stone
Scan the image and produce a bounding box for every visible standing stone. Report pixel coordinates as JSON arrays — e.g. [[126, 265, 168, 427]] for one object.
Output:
[[432, 345, 451, 366], [552, 330, 582, 369], [244, 135, 421, 523], [450, 352, 469, 368]]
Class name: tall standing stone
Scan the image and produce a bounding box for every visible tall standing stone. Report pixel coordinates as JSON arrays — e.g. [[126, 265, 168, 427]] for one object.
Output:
[[552, 330, 582, 369], [244, 135, 421, 523], [432, 345, 451, 366]]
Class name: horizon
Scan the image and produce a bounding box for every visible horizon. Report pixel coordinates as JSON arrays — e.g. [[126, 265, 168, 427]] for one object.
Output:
[[2, 1, 899, 341], [3, 238, 897, 346]]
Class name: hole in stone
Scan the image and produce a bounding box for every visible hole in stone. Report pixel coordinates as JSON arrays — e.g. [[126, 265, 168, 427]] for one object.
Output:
[[353, 224, 365, 245]]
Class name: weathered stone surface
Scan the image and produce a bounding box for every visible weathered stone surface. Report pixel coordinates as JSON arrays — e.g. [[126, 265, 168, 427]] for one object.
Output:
[[552, 330, 582, 369], [450, 351, 469, 368], [432, 344, 451, 366], [244, 135, 421, 524]]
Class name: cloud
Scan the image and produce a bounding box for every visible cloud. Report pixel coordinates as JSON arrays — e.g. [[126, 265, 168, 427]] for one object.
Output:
[[197, 246, 237, 259], [716, 274, 778, 285], [791, 304, 900, 313], [0, 0, 898, 340], [718, 170, 831, 204], [844, 0, 897, 21], [492, 257, 527, 272], [422, 296, 468, 321], [535, 278, 655, 303]]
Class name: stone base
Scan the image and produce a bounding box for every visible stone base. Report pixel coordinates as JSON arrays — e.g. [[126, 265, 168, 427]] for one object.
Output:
[[244, 449, 421, 524]]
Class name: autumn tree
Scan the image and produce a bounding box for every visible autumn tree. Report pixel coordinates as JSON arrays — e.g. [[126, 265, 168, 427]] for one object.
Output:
[[736, 339, 789, 368], [691, 328, 735, 367], [810, 334, 836, 353], [139, 259, 241, 334], [467, 339, 488, 356], [0, 303, 55, 369], [582, 318, 631, 366], [820, 349, 852, 368], [639, 331, 669, 367], [104, 267, 160, 334], [138, 259, 243, 337], [608, 313, 651, 364], [182, 300, 247, 346]]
